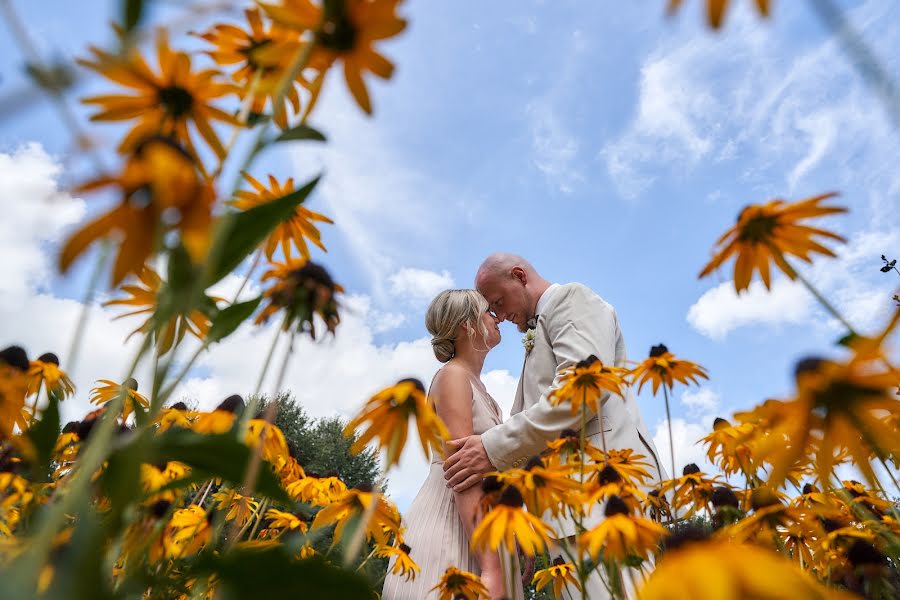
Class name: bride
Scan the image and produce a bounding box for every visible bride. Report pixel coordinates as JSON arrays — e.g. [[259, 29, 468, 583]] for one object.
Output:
[[382, 289, 522, 600]]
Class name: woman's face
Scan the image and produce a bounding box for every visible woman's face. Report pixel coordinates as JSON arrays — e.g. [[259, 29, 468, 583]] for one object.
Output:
[[480, 308, 502, 349]]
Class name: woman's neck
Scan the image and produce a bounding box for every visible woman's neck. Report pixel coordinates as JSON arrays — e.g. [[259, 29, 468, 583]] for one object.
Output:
[[452, 345, 487, 377]]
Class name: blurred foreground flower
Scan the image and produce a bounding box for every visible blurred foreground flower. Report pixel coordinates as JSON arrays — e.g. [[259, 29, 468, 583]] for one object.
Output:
[[667, 0, 770, 29], [470, 485, 554, 556], [310, 483, 400, 546], [79, 29, 238, 162], [60, 137, 214, 284], [0, 346, 30, 437], [89, 378, 148, 421], [578, 495, 667, 562], [344, 378, 448, 467], [27, 353, 75, 400], [256, 259, 342, 337], [232, 173, 333, 261], [377, 542, 419, 582], [429, 566, 488, 600], [698, 193, 845, 293]]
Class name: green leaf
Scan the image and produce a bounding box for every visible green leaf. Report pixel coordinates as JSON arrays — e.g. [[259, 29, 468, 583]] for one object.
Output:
[[203, 176, 320, 287], [148, 428, 291, 503], [274, 124, 327, 143], [42, 509, 115, 600], [207, 297, 262, 345], [836, 332, 860, 348], [192, 551, 371, 599], [123, 0, 144, 32], [25, 391, 60, 483]]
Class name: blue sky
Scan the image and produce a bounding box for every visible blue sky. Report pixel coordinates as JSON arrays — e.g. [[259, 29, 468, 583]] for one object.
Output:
[[1, 0, 898, 508]]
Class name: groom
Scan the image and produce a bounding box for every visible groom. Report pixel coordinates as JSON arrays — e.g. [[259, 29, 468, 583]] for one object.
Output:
[[443, 253, 666, 598]]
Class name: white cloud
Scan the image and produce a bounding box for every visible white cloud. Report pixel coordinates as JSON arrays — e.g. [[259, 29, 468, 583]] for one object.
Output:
[[388, 267, 455, 306], [687, 278, 812, 339], [527, 100, 583, 194], [652, 416, 717, 479], [0, 143, 85, 307], [680, 386, 720, 415]]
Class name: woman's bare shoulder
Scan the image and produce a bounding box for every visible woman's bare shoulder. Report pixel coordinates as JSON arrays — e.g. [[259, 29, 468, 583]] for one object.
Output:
[[429, 363, 473, 404]]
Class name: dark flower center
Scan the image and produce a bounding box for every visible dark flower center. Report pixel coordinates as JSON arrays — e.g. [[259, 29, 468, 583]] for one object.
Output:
[[524, 455, 543, 471], [682, 463, 700, 476], [649, 344, 668, 358], [397, 378, 425, 393], [598, 464, 622, 485], [316, 8, 358, 52], [240, 37, 274, 71], [158, 85, 194, 118], [498, 485, 524, 508], [604, 495, 629, 517], [576, 354, 600, 369], [552, 555, 566, 567], [712, 417, 730, 430], [737, 210, 777, 243], [399, 543, 411, 554], [37, 352, 60, 365], [711, 486, 739, 508], [0, 346, 29, 371], [481, 475, 503, 494], [216, 394, 245, 413], [123, 377, 139, 392]]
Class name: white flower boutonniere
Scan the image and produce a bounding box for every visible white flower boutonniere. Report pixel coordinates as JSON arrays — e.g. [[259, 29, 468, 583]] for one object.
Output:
[[522, 328, 536, 354]]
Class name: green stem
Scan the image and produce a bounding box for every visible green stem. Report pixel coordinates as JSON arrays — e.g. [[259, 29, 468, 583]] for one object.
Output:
[[64, 242, 110, 375], [662, 386, 676, 483], [28, 380, 43, 427], [254, 323, 283, 396], [790, 266, 856, 335]]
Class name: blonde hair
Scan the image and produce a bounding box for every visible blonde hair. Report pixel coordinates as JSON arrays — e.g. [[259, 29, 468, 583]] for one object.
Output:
[[425, 290, 491, 363]]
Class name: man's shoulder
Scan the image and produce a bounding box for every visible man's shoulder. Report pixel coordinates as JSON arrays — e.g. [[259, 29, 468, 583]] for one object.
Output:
[[553, 283, 612, 309]]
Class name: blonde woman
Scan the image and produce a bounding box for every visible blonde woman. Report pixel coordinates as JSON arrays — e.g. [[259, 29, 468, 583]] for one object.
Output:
[[382, 289, 522, 600]]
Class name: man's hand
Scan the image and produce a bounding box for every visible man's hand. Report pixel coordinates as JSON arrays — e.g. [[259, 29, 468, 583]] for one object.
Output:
[[442, 434, 494, 492]]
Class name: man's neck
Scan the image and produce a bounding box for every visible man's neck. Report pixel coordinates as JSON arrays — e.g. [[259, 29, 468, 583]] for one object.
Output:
[[530, 279, 552, 316]]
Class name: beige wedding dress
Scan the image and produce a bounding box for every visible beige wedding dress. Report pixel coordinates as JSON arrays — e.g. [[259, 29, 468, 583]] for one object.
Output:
[[382, 376, 523, 599]]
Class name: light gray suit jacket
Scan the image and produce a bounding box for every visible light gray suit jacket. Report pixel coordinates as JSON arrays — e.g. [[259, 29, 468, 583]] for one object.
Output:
[[481, 283, 666, 535]]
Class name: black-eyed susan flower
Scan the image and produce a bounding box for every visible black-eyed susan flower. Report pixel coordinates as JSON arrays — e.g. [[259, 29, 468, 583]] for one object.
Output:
[[0, 346, 30, 437], [377, 542, 420, 582], [470, 485, 554, 556], [256, 259, 342, 338], [494, 456, 579, 518], [79, 29, 238, 162], [262, 507, 308, 536], [578, 495, 667, 562], [60, 137, 215, 284], [212, 488, 260, 528], [659, 464, 724, 518], [645, 487, 673, 522], [666, 0, 770, 29], [549, 355, 629, 416], [26, 353, 75, 401], [640, 538, 857, 600], [245, 417, 291, 469], [89, 378, 148, 422], [532, 556, 580, 599], [698, 193, 846, 293], [310, 483, 400, 546], [429, 566, 488, 600], [162, 504, 212, 558], [196, 7, 306, 128], [105, 267, 213, 354], [589, 448, 654, 487], [261, 0, 407, 116], [581, 464, 645, 516], [344, 378, 448, 467], [700, 417, 758, 481], [286, 472, 346, 506], [231, 173, 333, 261], [629, 344, 708, 396]]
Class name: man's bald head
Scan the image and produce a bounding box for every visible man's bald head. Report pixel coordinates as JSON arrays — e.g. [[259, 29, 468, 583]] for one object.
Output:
[[475, 253, 550, 332]]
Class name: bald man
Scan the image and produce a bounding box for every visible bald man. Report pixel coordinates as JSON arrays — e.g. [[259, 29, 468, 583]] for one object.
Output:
[[442, 253, 665, 599]]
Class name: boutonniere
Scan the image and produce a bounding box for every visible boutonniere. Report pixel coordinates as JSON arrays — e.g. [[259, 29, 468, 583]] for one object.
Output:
[[522, 328, 536, 354]]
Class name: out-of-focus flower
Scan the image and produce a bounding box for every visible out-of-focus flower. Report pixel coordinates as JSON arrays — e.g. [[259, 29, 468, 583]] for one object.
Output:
[[494, 456, 579, 517], [212, 489, 260, 528], [79, 29, 238, 162], [470, 485, 554, 556], [659, 464, 724, 518], [232, 173, 333, 261], [0, 346, 30, 436], [60, 137, 214, 284], [89, 378, 148, 422], [26, 353, 75, 400], [196, 7, 305, 128], [666, 0, 770, 29], [698, 193, 845, 293], [429, 566, 488, 600], [245, 418, 291, 468], [629, 344, 708, 396], [163, 504, 212, 558], [640, 538, 857, 600], [588, 448, 654, 487], [532, 556, 580, 598], [256, 259, 342, 337], [700, 417, 757, 480], [286, 473, 346, 506], [578, 496, 667, 562], [549, 355, 629, 415], [344, 378, 448, 467], [377, 542, 420, 582], [105, 267, 213, 354], [310, 484, 400, 546], [263, 507, 308, 535], [261, 0, 407, 116]]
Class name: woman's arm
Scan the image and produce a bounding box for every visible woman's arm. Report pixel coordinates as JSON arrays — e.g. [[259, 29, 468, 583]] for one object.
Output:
[[431, 367, 505, 599]]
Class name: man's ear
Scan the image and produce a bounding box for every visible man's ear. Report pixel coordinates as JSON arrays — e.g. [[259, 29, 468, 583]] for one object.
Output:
[[511, 266, 527, 285]]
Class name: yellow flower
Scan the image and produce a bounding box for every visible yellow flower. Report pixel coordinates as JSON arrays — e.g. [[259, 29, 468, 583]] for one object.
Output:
[[588, 448, 654, 486], [262, 0, 407, 116], [377, 542, 420, 582], [344, 378, 449, 467], [245, 418, 291, 468], [0, 346, 31, 437], [639, 539, 857, 600], [581, 465, 646, 516], [629, 344, 708, 395], [578, 496, 666, 562], [256, 259, 343, 338], [89, 378, 149, 422], [700, 417, 757, 480], [736, 353, 900, 489], [698, 193, 846, 293], [429, 566, 488, 600], [105, 267, 213, 355], [470, 485, 554, 556], [263, 507, 308, 535], [666, 0, 770, 29], [196, 7, 306, 128], [285, 473, 346, 506], [548, 354, 629, 415], [232, 173, 333, 261], [212, 489, 260, 528], [310, 484, 400, 546], [659, 464, 724, 518], [494, 456, 580, 518], [26, 353, 75, 400], [60, 137, 214, 284], [79, 29, 238, 162], [163, 504, 212, 558], [532, 556, 580, 599], [154, 403, 195, 431]]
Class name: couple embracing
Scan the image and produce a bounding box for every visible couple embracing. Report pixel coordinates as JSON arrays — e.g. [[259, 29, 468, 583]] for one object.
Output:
[[382, 253, 666, 600]]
